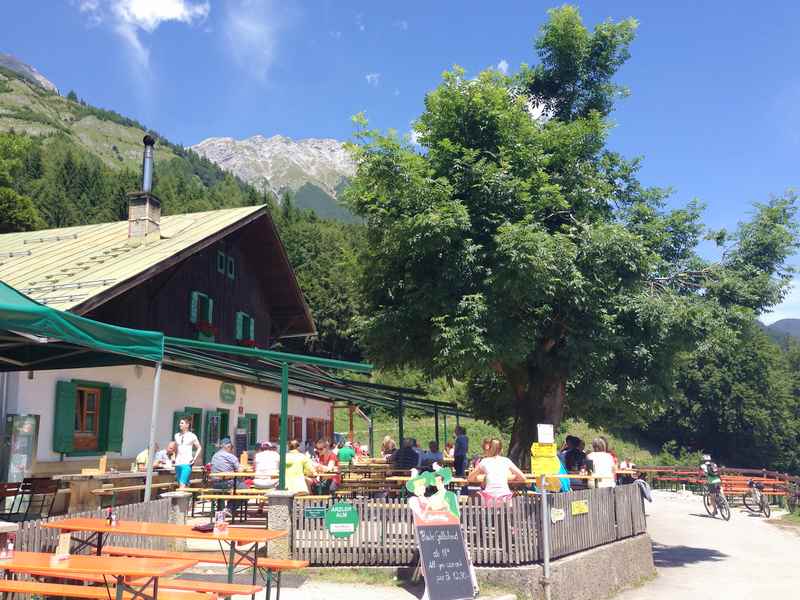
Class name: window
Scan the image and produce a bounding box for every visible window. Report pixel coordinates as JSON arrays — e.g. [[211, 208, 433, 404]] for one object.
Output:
[[269, 414, 279, 442], [190, 291, 215, 341], [269, 414, 302, 442], [227, 256, 235, 280], [216, 250, 235, 280], [238, 413, 258, 450], [216, 250, 226, 274], [53, 381, 126, 455], [235, 311, 255, 344]]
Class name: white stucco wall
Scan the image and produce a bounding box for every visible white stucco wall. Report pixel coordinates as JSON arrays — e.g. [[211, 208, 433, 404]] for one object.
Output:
[[7, 366, 332, 463]]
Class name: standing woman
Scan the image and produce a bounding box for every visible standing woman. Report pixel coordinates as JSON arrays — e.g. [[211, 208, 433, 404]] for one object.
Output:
[[174, 418, 202, 489], [453, 426, 469, 477]]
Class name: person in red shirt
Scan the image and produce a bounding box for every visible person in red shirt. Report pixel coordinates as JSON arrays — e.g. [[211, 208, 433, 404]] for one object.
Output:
[[314, 438, 340, 493]]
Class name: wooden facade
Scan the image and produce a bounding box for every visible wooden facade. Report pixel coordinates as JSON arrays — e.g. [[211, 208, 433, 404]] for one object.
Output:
[[84, 214, 313, 346]]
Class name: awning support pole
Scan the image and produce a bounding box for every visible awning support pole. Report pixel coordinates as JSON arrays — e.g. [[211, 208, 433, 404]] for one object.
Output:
[[278, 361, 289, 490], [398, 396, 404, 444], [443, 414, 448, 446], [144, 362, 162, 502], [434, 406, 440, 447]]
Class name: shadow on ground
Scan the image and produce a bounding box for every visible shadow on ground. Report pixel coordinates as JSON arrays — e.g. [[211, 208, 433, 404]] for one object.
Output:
[[651, 542, 728, 568]]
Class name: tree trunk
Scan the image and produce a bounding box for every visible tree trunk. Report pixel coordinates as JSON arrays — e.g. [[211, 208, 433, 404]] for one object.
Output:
[[507, 371, 566, 469]]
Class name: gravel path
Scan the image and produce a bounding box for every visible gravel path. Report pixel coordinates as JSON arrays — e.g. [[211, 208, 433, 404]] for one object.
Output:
[[615, 489, 799, 599]]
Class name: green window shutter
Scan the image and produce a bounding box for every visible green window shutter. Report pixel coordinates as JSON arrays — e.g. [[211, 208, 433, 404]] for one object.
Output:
[[53, 381, 77, 454], [106, 387, 126, 452], [216, 251, 226, 274], [189, 291, 200, 323], [184, 406, 203, 439], [227, 256, 235, 280], [206, 297, 214, 324], [172, 411, 187, 436], [247, 316, 255, 340], [235, 312, 244, 341], [245, 413, 258, 448]]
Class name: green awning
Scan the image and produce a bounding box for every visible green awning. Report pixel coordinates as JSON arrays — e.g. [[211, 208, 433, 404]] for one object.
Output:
[[0, 281, 164, 369]]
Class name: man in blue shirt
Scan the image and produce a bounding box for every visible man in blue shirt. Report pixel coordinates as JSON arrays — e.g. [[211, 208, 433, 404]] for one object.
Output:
[[454, 426, 468, 476], [210, 438, 240, 514]]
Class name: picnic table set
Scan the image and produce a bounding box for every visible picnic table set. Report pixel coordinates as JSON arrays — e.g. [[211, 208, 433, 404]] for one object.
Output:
[[0, 515, 301, 600]]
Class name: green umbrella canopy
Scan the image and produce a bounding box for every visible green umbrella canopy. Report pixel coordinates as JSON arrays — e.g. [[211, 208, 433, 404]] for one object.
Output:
[[0, 281, 164, 370]]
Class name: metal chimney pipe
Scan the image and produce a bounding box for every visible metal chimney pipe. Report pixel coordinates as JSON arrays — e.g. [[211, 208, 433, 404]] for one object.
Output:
[[141, 135, 155, 193]]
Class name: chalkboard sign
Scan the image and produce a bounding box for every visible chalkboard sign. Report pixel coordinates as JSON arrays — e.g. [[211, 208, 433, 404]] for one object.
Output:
[[417, 524, 474, 600]]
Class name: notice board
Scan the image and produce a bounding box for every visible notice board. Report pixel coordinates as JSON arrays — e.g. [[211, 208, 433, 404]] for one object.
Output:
[[417, 525, 474, 600]]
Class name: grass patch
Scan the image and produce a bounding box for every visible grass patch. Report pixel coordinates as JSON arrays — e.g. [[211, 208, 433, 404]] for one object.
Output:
[[305, 567, 409, 587], [780, 511, 800, 527]]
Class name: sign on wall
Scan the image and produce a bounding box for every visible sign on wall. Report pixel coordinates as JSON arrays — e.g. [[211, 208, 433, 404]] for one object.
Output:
[[571, 500, 589, 516], [219, 382, 237, 405], [324, 502, 359, 538], [530, 442, 562, 492]]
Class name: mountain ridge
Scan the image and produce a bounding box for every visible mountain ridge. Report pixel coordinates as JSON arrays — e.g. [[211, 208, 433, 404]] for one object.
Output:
[[0, 52, 58, 94]]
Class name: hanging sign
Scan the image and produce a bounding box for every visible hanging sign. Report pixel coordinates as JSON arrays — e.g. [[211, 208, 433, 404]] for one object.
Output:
[[550, 507, 565, 523], [537, 423, 555, 444], [219, 383, 237, 405], [571, 500, 589, 516], [304, 506, 326, 520], [324, 502, 359, 538], [407, 468, 478, 600]]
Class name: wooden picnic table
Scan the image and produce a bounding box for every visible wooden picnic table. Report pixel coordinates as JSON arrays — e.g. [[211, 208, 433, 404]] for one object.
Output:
[[0, 550, 195, 600], [43, 517, 286, 585]]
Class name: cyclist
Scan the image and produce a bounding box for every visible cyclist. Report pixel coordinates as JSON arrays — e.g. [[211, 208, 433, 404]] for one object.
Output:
[[700, 454, 724, 500]]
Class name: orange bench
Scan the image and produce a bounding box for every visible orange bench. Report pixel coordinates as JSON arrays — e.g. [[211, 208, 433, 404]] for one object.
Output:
[[23, 569, 262, 598], [102, 546, 309, 600], [0, 578, 214, 599]]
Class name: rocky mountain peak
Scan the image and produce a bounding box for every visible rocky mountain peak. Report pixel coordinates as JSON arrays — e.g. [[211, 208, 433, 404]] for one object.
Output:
[[0, 52, 58, 94]]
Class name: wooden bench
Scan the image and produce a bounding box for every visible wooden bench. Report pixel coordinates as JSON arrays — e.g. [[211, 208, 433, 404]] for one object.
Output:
[[92, 481, 178, 496], [23, 569, 262, 598], [102, 546, 308, 599], [0, 578, 214, 599]]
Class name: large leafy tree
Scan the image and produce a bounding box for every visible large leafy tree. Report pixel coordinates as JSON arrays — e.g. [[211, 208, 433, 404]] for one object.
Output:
[[344, 6, 798, 464]]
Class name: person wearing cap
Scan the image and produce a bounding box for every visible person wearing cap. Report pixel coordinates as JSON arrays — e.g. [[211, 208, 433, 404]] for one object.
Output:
[[210, 438, 241, 513], [252, 441, 280, 489]]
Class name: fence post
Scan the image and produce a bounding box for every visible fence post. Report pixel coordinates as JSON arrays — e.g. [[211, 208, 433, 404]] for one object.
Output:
[[540, 475, 552, 600]]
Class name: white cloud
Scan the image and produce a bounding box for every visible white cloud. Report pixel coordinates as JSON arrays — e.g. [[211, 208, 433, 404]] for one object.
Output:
[[223, 1, 281, 82], [365, 72, 380, 87], [496, 59, 509, 75], [408, 128, 420, 146], [76, 0, 209, 72], [761, 277, 800, 324], [355, 13, 365, 32], [394, 19, 408, 31]]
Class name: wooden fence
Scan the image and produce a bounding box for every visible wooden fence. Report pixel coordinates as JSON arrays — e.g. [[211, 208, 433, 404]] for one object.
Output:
[[292, 483, 646, 566], [14, 497, 173, 554]]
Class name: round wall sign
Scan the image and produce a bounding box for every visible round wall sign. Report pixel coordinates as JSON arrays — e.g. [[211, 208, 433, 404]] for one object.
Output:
[[219, 382, 237, 405], [324, 502, 359, 538]]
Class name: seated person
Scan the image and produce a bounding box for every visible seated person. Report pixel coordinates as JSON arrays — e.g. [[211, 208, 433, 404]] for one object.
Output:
[[252, 441, 280, 489], [468, 438, 527, 505], [154, 441, 177, 469], [337, 441, 356, 465], [391, 438, 423, 470], [421, 441, 443, 468], [210, 438, 241, 513]]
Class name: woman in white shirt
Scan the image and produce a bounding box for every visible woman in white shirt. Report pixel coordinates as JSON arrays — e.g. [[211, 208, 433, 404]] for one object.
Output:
[[252, 442, 280, 489], [467, 438, 527, 505], [586, 437, 616, 488]]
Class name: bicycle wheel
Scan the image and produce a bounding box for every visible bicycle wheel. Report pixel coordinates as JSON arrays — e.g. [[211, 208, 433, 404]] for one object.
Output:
[[718, 496, 731, 521], [703, 492, 716, 516], [761, 497, 771, 518], [742, 492, 758, 512]]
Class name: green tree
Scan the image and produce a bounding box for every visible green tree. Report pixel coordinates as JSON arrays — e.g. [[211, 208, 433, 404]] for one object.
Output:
[[344, 6, 798, 464]]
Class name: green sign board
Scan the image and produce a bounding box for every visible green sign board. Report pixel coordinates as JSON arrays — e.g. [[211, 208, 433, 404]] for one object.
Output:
[[219, 383, 237, 405], [324, 502, 359, 538], [304, 506, 326, 520]]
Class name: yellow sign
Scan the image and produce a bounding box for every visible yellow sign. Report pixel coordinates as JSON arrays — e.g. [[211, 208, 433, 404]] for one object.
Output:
[[571, 500, 589, 516], [530, 442, 562, 491]]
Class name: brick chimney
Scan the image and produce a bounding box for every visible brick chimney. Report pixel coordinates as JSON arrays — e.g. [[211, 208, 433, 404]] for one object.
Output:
[[128, 135, 161, 245]]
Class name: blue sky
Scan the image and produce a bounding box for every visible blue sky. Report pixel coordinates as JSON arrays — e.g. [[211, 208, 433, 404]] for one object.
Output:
[[3, 1, 800, 321]]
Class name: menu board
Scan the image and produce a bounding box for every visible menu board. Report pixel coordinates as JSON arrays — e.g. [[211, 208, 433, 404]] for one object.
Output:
[[417, 524, 474, 600], [234, 429, 248, 457]]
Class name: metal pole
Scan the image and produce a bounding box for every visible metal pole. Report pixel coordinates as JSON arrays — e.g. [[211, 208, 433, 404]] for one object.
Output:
[[434, 407, 440, 447], [443, 414, 447, 445], [278, 362, 289, 490], [540, 474, 552, 600], [144, 362, 162, 502], [398, 396, 404, 444]]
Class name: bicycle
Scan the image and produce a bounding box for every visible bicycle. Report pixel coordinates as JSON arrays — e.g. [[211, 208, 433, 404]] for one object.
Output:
[[703, 483, 731, 521], [743, 479, 770, 518]]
